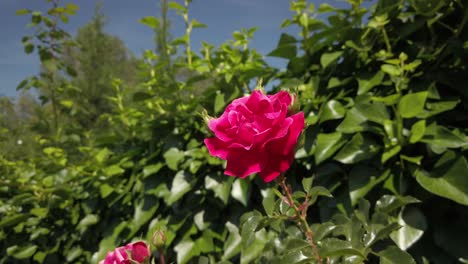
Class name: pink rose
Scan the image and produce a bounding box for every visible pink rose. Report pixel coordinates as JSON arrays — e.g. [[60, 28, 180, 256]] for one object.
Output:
[[204, 90, 305, 182], [100, 241, 150, 264]]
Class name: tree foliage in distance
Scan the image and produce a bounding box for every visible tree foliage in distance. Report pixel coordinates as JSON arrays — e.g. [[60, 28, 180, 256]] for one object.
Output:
[[1, 0, 467, 264], [62, 3, 140, 129]]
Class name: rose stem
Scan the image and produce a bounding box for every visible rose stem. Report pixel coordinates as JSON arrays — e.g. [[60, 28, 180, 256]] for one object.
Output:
[[158, 249, 166, 264], [278, 175, 322, 263]]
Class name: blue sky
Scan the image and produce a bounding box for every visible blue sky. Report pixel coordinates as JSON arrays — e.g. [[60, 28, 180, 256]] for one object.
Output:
[[0, 0, 354, 98]]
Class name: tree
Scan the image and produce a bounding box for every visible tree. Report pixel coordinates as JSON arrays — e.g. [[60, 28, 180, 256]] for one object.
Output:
[[63, 3, 139, 129]]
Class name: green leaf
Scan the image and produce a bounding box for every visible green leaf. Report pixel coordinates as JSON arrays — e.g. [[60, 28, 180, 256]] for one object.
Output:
[[414, 151, 468, 205], [30, 208, 48, 218], [400, 155, 423, 165], [65, 3, 79, 12], [267, 45, 297, 60], [279, 239, 314, 263], [320, 51, 343, 69], [409, 120, 426, 143], [398, 92, 428, 118], [99, 184, 113, 198], [349, 166, 389, 206], [130, 196, 159, 238], [421, 123, 467, 149], [382, 145, 401, 163], [268, 33, 297, 59], [103, 164, 124, 177], [241, 229, 269, 264], [381, 64, 401, 76], [214, 92, 225, 113], [357, 71, 385, 95], [261, 188, 275, 215], [42, 59, 58, 72], [143, 163, 163, 178], [16, 9, 30, 15], [168, 1, 187, 12], [302, 177, 314, 193], [24, 43, 34, 54], [164, 147, 185, 171], [419, 99, 460, 118], [174, 239, 197, 264], [77, 214, 99, 230], [192, 19, 207, 28], [223, 222, 242, 260], [355, 100, 390, 124], [390, 207, 427, 250], [315, 132, 347, 164], [66, 247, 82, 262], [371, 94, 401, 105], [95, 148, 111, 164], [375, 195, 420, 213], [167, 171, 191, 205], [8, 245, 38, 259], [139, 16, 159, 28], [320, 100, 346, 122], [319, 238, 366, 258], [334, 133, 380, 164], [240, 213, 263, 249], [318, 3, 335, 13], [308, 186, 333, 204], [205, 176, 232, 204], [336, 108, 367, 133], [0, 214, 30, 228], [231, 178, 250, 206], [379, 246, 416, 264]]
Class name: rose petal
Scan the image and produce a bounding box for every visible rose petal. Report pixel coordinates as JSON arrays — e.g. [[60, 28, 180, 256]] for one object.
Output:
[[268, 90, 292, 106], [258, 153, 294, 182], [225, 149, 263, 178], [204, 138, 230, 159], [281, 112, 305, 155], [261, 117, 293, 148], [129, 242, 150, 262], [245, 90, 273, 114]]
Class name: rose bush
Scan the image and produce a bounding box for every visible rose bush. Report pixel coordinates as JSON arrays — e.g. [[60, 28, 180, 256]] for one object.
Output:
[[100, 241, 150, 264], [204, 90, 304, 182]]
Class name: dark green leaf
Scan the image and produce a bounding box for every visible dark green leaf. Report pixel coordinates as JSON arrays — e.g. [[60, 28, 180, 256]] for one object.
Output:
[[320, 51, 343, 69], [315, 132, 347, 164], [8, 245, 38, 259], [319, 238, 365, 258], [231, 178, 250, 206], [390, 207, 427, 250], [302, 176, 314, 193], [320, 100, 346, 122], [0, 214, 30, 228], [375, 195, 420, 213], [223, 222, 242, 260], [378, 246, 416, 264], [349, 167, 389, 206], [174, 239, 197, 264], [334, 133, 380, 164], [357, 71, 385, 95], [167, 171, 191, 205], [414, 151, 468, 205]]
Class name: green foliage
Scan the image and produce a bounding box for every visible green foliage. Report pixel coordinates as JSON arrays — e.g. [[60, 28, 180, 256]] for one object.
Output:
[[1, 0, 468, 263]]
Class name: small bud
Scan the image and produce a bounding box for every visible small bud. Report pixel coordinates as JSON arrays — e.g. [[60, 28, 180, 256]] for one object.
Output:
[[152, 230, 166, 251], [200, 109, 213, 125], [287, 92, 301, 115], [254, 79, 265, 93]]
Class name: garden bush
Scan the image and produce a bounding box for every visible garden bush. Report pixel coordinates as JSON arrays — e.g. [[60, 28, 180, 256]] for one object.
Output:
[[1, 0, 467, 263]]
